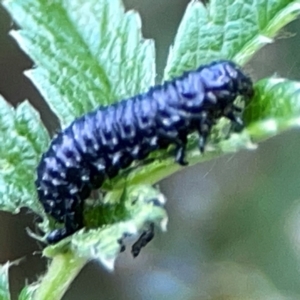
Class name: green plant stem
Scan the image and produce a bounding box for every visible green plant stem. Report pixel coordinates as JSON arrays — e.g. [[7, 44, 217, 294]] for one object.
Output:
[[34, 252, 87, 300]]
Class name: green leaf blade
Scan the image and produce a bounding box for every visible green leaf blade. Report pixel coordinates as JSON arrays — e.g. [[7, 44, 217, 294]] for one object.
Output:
[[3, 0, 155, 126], [0, 96, 49, 214], [245, 78, 300, 140], [18, 284, 38, 300], [164, 0, 300, 80], [15, 101, 50, 156], [0, 263, 11, 300], [63, 0, 155, 97]]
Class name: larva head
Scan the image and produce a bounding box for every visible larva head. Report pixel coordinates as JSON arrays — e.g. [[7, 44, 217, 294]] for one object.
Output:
[[222, 60, 254, 99], [177, 61, 254, 113], [200, 60, 254, 105]]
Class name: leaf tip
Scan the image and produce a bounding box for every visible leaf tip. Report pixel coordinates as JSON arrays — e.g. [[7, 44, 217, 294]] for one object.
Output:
[[257, 34, 274, 44], [97, 255, 116, 272], [159, 216, 168, 232]]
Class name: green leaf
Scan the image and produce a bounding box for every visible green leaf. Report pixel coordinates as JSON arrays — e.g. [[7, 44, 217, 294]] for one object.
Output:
[[0, 262, 11, 300], [30, 252, 86, 300], [0, 96, 49, 214], [44, 185, 168, 269], [245, 78, 300, 141], [2, 0, 155, 126], [164, 0, 300, 80], [18, 284, 38, 300]]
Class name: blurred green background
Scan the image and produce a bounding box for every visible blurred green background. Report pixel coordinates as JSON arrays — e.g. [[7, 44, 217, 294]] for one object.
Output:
[[1, 0, 300, 299]]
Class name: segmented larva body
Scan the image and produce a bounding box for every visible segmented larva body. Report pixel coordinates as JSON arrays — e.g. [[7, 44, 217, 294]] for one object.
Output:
[[36, 60, 253, 244]]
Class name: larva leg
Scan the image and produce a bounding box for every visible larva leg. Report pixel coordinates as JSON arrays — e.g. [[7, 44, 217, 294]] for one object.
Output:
[[223, 105, 244, 132], [197, 111, 214, 153], [174, 135, 188, 166], [157, 129, 188, 166], [46, 228, 69, 244], [46, 197, 84, 244], [64, 197, 84, 237]]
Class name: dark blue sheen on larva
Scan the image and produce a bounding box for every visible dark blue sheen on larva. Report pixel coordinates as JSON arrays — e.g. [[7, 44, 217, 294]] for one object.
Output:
[[36, 60, 254, 244]]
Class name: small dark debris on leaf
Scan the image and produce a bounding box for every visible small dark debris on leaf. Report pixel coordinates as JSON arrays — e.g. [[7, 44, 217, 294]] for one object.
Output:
[[131, 223, 155, 258]]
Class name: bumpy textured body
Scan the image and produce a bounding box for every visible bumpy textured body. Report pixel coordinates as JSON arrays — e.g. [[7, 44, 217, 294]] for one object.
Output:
[[36, 60, 253, 244]]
